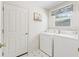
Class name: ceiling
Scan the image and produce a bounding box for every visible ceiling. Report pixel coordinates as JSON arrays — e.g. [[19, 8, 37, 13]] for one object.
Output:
[[4, 1, 64, 9]]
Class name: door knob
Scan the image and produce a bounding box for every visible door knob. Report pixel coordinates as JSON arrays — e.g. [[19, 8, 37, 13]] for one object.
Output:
[[78, 48, 79, 52], [25, 33, 28, 35]]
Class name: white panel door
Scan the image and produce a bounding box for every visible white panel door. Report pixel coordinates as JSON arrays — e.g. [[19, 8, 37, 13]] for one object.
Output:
[[3, 3, 28, 57]]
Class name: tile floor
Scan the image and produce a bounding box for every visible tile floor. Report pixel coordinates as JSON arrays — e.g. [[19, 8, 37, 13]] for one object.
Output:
[[21, 49, 49, 57]]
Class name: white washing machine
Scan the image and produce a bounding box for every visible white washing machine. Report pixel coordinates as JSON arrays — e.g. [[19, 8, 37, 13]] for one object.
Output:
[[40, 32, 54, 57]]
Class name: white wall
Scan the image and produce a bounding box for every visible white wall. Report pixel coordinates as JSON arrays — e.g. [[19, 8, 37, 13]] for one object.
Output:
[[28, 7, 48, 51]]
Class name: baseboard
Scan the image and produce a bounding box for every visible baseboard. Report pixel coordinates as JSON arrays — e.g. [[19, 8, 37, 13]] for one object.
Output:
[[16, 52, 28, 57]]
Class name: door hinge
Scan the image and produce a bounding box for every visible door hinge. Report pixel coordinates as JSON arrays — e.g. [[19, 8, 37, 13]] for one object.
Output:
[[2, 52, 4, 56], [2, 7, 4, 11]]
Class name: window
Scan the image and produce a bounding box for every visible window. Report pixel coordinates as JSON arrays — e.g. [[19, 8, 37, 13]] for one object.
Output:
[[51, 5, 73, 26]]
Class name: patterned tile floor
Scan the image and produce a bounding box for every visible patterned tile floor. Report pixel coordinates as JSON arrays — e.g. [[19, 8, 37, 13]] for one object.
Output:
[[21, 49, 49, 57]]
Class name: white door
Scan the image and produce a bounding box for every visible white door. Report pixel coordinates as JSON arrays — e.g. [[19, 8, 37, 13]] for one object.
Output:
[[3, 3, 28, 57]]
